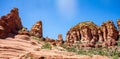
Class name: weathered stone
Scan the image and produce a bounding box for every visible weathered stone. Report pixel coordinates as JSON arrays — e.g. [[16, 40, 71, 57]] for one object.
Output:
[[106, 21, 118, 40], [30, 21, 43, 38], [98, 27, 103, 43], [66, 22, 98, 46], [66, 21, 119, 48], [117, 20, 120, 36], [57, 34, 63, 46], [45, 37, 56, 46], [80, 25, 92, 43], [0, 8, 23, 38], [101, 22, 107, 42], [58, 34, 63, 41]]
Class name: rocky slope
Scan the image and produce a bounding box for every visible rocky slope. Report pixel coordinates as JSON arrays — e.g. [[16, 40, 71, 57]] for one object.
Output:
[[0, 35, 110, 59]]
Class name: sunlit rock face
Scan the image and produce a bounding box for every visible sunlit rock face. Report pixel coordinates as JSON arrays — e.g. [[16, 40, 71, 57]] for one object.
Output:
[[117, 20, 120, 36], [103, 21, 118, 46], [66, 21, 118, 47], [57, 34, 63, 46], [30, 21, 43, 38], [0, 8, 23, 38]]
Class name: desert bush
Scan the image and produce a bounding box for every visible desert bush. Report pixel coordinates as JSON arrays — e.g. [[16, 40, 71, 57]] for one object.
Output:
[[19, 27, 28, 32], [112, 55, 119, 59], [66, 47, 77, 52], [117, 36, 120, 46], [62, 44, 68, 49], [31, 36, 40, 40], [62, 44, 120, 58], [41, 42, 52, 50], [62, 44, 77, 52]]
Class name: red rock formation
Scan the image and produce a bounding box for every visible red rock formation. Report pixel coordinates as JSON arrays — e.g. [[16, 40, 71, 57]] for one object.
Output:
[[30, 21, 43, 38], [66, 21, 119, 47], [58, 34, 63, 41], [98, 27, 103, 43], [66, 22, 98, 47], [117, 20, 120, 36], [101, 22, 107, 41], [0, 8, 23, 38], [57, 34, 63, 46], [45, 37, 56, 45], [105, 21, 118, 46], [80, 25, 92, 43]]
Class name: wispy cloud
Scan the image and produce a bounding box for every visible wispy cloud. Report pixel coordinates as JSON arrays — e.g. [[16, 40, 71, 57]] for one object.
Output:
[[56, 0, 78, 18]]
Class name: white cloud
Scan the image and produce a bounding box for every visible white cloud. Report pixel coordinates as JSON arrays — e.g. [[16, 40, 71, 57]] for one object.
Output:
[[56, 0, 78, 18]]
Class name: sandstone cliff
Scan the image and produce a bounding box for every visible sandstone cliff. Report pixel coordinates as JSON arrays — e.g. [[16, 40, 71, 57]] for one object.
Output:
[[66, 21, 118, 47]]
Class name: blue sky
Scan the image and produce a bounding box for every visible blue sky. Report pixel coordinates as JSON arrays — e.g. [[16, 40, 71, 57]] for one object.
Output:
[[0, 0, 120, 39]]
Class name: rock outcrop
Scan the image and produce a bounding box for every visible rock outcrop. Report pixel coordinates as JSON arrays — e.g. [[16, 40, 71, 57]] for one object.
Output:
[[0, 8, 23, 38], [103, 21, 118, 46], [117, 20, 120, 36], [30, 21, 43, 38], [57, 34, 63, 46], [45, 35, 64, 46], [66, 21, 118, 47]]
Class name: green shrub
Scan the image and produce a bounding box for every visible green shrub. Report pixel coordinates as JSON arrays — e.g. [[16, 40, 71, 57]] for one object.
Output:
[[112, 55, 119, 59], [62, 44, 77, 52], [117, 41, 120, 46], [31, 36, 40, 40], [41, 42, 52, 50], [62, 43, 120, 58], [62, 44, 68, 49], [66, 47, 77, 52]]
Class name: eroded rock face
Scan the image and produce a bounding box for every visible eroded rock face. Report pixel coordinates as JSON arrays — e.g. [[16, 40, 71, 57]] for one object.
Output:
[[66, 28, 81, 46], [105, 21, 118, 46], [30, 21, 43, 38], [66, 22, 98, 46], [98, 27, 103, 43], [57, 34, 63, 46], [117, 20, 120, 36], [66, 21, 118, 47], [58, 34, 63, 41], [0, 8, 23, 38], [80, 25, 92, 43]]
